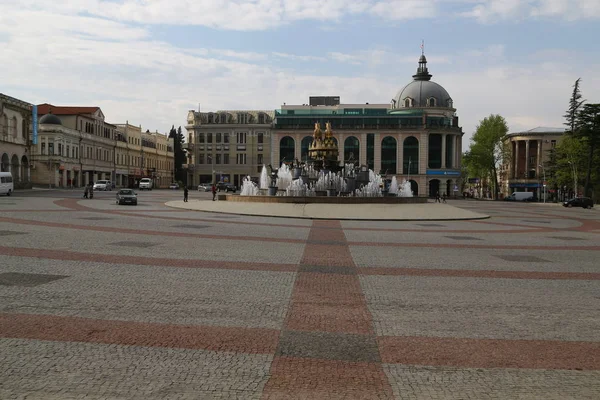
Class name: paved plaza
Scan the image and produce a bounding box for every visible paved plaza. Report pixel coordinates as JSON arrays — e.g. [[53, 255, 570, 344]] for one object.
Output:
[[1, 189, 599, 399]]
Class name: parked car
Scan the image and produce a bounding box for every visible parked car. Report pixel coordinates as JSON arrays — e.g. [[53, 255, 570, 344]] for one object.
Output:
[[139, 178, 153, 190], [504, 191, 534, 201], [93, 180, 112, 191], [563, 197, 594, 209], [0, 172, 14, 196], [169, 183, 179, 190], [198, 184, 211, 192], [116, 189, 138, 205], [217, 182, 237, 193]]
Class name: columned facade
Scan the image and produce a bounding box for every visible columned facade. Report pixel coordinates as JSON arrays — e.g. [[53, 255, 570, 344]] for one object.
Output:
[[0, 94, 32, 189]]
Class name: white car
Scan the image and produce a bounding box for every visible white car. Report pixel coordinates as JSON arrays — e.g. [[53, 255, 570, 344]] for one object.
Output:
[[198, 184, 211, 192], [139, 178, 153, 190], [93, 180, 112, 191]]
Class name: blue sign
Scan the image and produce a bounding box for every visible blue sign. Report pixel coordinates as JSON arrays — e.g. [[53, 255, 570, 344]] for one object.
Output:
[[32, 105, 38, 145], [509, 183, 541, 188], [426, 169, 461, 176]]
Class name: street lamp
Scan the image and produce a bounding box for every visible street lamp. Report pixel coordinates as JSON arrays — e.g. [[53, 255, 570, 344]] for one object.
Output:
[[538, 164, 546, 203]]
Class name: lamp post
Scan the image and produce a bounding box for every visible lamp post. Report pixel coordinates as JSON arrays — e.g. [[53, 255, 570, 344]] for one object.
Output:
[[538, 164, 546, 203]]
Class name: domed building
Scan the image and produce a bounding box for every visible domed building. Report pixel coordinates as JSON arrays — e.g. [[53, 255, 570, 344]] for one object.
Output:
[[272, 52, 464, 197]]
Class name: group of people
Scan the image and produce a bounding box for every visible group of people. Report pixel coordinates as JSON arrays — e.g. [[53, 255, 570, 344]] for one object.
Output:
[[435, 192, 447, 203], [182, 184, 218, 202]]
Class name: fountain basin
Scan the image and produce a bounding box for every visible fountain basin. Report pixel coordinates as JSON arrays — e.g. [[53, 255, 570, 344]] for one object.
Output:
[[218, 194, 427, 204]]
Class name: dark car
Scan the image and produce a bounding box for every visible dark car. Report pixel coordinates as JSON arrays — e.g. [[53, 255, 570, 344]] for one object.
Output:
[[563, 197, 593, 209], [116, 189, 138, 205], [217, 182, 237, 193]]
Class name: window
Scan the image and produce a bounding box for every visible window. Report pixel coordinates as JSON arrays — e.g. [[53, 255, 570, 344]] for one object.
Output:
[[66, 145, 70, 158], [207, 133, 213, 143], [551, 140, 556, 148], [216, 154, 221, 164], [48, 143, 54, 155], [427, 97, 436, 107], [216, 133, 221, 143], [236, 154, 247, 164], [257, 154, 263, 165], [404, 98, 412, 107], [447, 99, 453, 108], [198, 133, 205, 143], [257, 132, 264, 144], [236, 132, 247, 144], [220, 113, 226, 123], [41, 142, 46, 155], [224, 133, 229, 144], [223, 154, 229, 164], [258, 113, 265, 124]]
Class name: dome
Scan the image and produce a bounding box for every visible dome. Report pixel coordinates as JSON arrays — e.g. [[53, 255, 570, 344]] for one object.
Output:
[[392, 54, 453, 109], [394, 80, 452, 109], [39, 113, 62, 125]]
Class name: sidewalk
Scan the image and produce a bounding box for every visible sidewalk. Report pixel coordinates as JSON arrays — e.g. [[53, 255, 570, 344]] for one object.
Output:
[[166, 200, 490, 221]]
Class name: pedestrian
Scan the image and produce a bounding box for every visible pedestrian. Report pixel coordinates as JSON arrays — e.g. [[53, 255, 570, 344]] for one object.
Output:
[[442, 193, 447, 203], [435, 191, 441, 203], [211, 184, 217, 201], [183, 185, 189, 202], [83, 185, 89, 199]]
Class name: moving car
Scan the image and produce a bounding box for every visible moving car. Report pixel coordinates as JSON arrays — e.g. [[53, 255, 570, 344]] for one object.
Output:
[[169, 183, 179, 190], [93, 180, 112, 191], [198, 184, 211, 192], [504, 191, 534, 201], [216, 182, 237, 193], [139, 178, 153, 190], [0, 172, 14, 196], [563, 197, 594, 209], [116, 189, 138, 205]]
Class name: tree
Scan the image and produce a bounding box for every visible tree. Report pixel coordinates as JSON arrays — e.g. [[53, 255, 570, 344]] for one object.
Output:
[[564, 78, 585, 134], [467, 114, 509, 200], [575, 103, 600, 197], [169, 125, 187, 184], [547, 135, 586, 197]]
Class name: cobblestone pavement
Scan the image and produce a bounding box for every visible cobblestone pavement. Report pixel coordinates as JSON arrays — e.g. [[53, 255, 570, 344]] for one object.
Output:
[[1, 190, 599, 399]]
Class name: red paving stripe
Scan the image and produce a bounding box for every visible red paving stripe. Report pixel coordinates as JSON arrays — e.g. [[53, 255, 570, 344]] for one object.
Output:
[[0, 246, 297, 273], [378, 336, 600, 370], [358, 267, 600, 280], [0, 313, 279, 354], [0, 216, 303, 244], [261, 357, 394, 400], [286, 273, 373, 335], [348, 241, 600, 251]]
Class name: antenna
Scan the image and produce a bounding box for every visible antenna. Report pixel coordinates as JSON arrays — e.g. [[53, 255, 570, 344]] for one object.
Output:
[[421, 39, 424, 55], [198, 103, 201, 112]]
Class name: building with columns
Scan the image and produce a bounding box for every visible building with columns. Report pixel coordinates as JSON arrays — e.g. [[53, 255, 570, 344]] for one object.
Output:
[[272, 54, 463, 197], [184, 110, 274, 187], [502, 127, 565, 198], [0, 93, 33, 188]]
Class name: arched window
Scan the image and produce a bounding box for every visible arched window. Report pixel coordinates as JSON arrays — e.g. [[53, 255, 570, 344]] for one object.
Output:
[[11, 116, 18, 137], [381, 136, 397, 174], [404, 98, 412, 107], [279, 136, 295, 164], [447, 99, 453, 108], [301, 136, 312, 161], [344, 136, 359, 163], [427, 97, 436, 107], [0, 114, 6, 135], [258, 113, 265, 124], [428, 134, 442, 168], [208, 113, 214, 123], [220, 113, 227, 123], [403, 136, 419, 174], [429, 179, 440, 198]]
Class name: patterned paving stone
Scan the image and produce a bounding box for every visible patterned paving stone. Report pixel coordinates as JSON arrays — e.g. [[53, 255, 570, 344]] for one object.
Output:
[[172, 224, 211, 229], [277, 330, 380, 363], [298, 264, 356, 275], [0, 338, 273, 400], [384, 364, 600, 400], [0, 272, 68, 287], [0, 230, 28, 236], [109, 241, 159, 248], [78, 216, 113, 221], [550, 236, 588, 241], [495, 255, 550, 262], [444, 235, 483, 240]]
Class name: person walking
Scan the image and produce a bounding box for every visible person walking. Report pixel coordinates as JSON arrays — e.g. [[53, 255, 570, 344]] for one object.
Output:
[[183, 186, 189, 202], [211, 184, 217, 201], [83, 185, 89, 199], [435, 191, 441, 203], [442, 193, 447, 203]]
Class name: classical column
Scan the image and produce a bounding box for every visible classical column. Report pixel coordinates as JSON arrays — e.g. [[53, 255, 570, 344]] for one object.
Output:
[[359, 133, 367, 166], [338, 133, 344, 164], [514, 140, 519, 179], [525, 140, 530, 178], [397, 134, 403, 176], [294, 133, 301, 161], [441, 133, 447, 168], [374, 133, 381, 173], [536, 140, 542, 178]]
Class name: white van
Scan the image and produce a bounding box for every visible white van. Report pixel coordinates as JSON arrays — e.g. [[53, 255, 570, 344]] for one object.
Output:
[[138, 178, 153, 190], [0, 172, 14, 196], [505, 191, 534, 202]]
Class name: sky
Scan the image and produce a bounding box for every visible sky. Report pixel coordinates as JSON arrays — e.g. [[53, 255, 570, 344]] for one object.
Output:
[[1, 0, 599, 148]]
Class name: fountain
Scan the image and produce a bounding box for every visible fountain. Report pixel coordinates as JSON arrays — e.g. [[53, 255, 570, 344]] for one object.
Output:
[[222, 121, 425, 204]]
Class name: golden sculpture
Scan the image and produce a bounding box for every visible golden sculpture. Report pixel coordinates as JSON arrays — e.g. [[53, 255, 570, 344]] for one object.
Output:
[[325, 122, 333, 139], [313, 122, 322, 140], [309, 121, 338, 163]]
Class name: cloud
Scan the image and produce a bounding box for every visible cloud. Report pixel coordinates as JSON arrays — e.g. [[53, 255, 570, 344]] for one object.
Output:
[[461, 0, 600, 23]]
